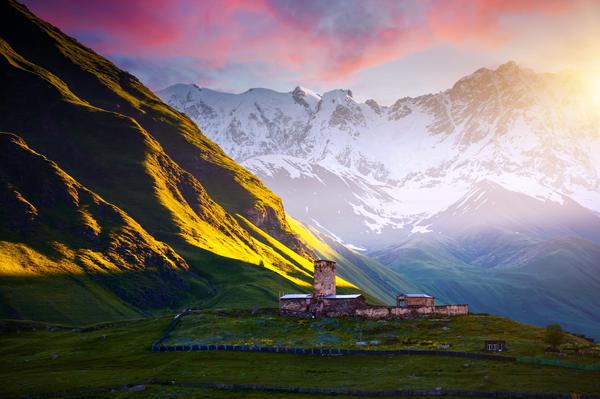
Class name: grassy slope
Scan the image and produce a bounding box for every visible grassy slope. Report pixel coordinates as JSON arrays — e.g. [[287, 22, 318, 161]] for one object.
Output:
[[0, 0, 408, 324], [85, 389, 486, 399], [0, 315, 599, 398], [0, 132, 191, 323], [168, 310, 600, 360], [374, 236, 600, 340], [0, 132, 313, 318]]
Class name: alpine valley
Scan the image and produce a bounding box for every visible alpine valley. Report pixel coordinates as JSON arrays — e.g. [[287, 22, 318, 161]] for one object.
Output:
[[160, 63, 600, 338]]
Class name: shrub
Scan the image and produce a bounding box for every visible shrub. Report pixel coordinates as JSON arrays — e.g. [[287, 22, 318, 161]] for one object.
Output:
[[545, 324, 564, 350]]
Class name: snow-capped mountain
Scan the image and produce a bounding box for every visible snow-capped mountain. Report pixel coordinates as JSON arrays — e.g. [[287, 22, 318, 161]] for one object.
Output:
[[159, 62, 600, 250]]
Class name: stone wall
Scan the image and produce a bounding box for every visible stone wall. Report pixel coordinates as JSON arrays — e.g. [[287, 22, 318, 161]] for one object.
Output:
[[404, 297, 435, 307], [280, 296, 368, 317], [355, 306, 392, 319], [391, 307, 414, 317], [279, 298, 311, 317], [356, 304, 468, 319], [433, 304, 469, 316], [282, 298, 468, 319], [321, 297, 366, 317]]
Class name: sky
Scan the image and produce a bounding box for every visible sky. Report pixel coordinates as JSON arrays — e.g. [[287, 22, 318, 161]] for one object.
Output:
[[23, 0, 600, 104]]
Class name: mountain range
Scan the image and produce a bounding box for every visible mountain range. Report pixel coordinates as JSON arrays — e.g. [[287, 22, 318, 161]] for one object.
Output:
[[160, 62, 600, 338], [0, 0, 416, 325], [159, 64, 600, 249]]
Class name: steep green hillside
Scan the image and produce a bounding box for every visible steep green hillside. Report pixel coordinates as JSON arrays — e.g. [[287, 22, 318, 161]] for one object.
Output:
[[0, 0, 305, 254], [0, 132, 189, 323], [0, 0, 410, 323], [0, 132, 307, 322]]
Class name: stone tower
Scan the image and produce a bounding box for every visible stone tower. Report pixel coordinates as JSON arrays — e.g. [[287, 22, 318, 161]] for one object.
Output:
[[313, 260, 336, 297]]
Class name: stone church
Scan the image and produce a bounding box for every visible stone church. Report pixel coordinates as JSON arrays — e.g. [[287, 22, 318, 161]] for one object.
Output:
[[279, 259, 468, 319]]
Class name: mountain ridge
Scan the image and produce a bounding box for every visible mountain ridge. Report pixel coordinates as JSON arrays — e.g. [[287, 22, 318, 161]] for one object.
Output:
[[0, 0, 417, 323]]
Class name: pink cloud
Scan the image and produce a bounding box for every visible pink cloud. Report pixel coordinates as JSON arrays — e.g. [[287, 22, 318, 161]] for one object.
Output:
[[427, 0, 572, 46], [25, 0, 183, 50], [22, 0, 581, 86]]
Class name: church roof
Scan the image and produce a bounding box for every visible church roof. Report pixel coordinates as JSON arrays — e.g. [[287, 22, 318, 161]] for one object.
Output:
[[280, 294, 311, 299], [279, 293, 363, 300]]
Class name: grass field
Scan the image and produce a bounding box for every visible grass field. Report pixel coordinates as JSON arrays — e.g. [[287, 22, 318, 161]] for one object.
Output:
[[166, 309, 600, 362], [1, 312, 599, 398], [74, 387, 494, 399]]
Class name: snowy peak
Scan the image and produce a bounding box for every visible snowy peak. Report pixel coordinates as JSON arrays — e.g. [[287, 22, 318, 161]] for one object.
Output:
[[322, 88, 353, 99], [451, 60, 534, 90], [446, 180, 509, 216], [446, 61, 548, 120], [496, 60, 521, 74], [320, 89, 356, 108], [422, 179, 600, 245], [291, 86, 321, 111], [365, 99, 382, 115], [441, 180, 552, 220]]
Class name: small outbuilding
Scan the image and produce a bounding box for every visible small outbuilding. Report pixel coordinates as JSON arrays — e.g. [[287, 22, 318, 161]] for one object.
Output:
[[397, 293, 435, 308]]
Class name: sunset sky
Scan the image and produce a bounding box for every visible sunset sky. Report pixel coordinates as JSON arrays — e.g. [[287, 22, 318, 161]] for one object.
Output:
[[23, 0, 600, 104]]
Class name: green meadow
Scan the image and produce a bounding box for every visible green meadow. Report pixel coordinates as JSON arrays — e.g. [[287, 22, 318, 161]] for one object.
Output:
[[166, 310, 600, 361], [1, 311, 599, 398]]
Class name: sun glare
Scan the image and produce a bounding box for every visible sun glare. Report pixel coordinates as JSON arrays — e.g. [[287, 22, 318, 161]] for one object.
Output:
[[585, 73, 600, 108]]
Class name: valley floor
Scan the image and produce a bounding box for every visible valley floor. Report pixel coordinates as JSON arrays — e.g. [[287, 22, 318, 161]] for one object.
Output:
[[1, 313, 599, 398]]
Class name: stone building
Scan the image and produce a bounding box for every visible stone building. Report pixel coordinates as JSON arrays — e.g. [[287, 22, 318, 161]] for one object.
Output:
[[280, 259, 468, 319], [397, 294, 435, 308], [280, 260, 365, 317]]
